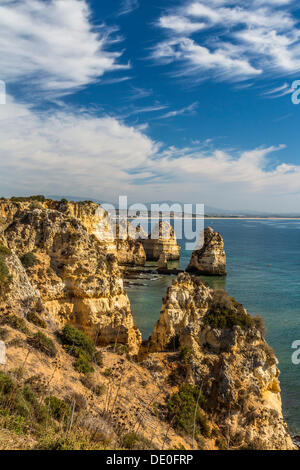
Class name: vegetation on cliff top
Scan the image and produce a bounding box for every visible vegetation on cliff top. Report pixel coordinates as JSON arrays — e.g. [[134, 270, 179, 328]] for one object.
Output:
[[204, 289, 254, 330], [0, 245, 12, 298]]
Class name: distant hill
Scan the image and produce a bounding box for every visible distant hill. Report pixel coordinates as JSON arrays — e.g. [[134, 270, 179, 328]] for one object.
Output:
[[46, 196, 300, 218]]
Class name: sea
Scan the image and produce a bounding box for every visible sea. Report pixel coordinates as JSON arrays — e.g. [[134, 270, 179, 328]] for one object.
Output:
[[126, 219, 300, 435]]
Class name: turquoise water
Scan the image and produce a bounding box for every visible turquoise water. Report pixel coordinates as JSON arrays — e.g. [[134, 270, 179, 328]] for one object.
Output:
[[127, 219, 300, 435]]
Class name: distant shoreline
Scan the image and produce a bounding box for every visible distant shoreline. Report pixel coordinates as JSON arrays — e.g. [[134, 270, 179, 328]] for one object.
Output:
[[126, 216, 300, 220], [204, 217, 300, 220]]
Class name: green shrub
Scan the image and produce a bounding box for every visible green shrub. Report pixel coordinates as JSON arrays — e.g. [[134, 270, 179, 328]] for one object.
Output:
[[81, 375, 106, 396], [204, 290, 253, 330], [120, 432, 153, 450], [94, 350, 104, 367], [20, 252, 39, 268], [74, 353, 94, 374], [0, 410, 27, 435], [45, 396, 71, 421], [34, 428, 105, 450], [62, 325, 95, 359], [178, 346, 192, 365], [114, 343, 128, 355], [28, 331, 57, 357], [103, 368, 113, 378], [0, 374, 46, 423], [0, 245, 11, 256], [0, 246, 12, 297], [1, 314, 30, 335], [166, 384, 209, 439], [11, 195, 46, 203], [0, 372, 14, 395], [216, 437, 228, 450], [22, 385, 47, 423], [253, 315, 266, 336], [62, 325, 96, 373], [27, 311, 46, 329]]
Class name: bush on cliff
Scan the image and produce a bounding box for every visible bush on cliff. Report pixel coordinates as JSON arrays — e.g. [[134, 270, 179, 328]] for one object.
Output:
[[62, 325, 96, 374], [0, 245, 12, 297], [1, 314, 30, 335], [166, 384, 209, 439], [204, 290, 253, 330], [28, 331, 57, 357], [119, 432, 154, 450], [0, 373, 47, 425], [27, 311, 47, 329], [20, 252, 39, 269], [62, 325, 95, 358], [45, 396, 71, 421], [10, 195, 46, 203]]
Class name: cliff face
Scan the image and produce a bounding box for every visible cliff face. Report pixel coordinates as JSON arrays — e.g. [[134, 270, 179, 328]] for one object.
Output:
[[147, 273, 295, 450], [0, 199, 149, 268], [115, 220, 146, 266], [1, 205, 141, 354], [187, 227, 226, 276], [142, 221, 181, 261], [47, 200, 117, 253]]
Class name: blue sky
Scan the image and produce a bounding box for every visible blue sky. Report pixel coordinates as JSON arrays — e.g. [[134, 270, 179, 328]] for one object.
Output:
[[1, 0, 300, 211]]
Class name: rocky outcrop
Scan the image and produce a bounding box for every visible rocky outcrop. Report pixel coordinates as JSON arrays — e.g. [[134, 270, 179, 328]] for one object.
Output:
[[147, 273, 295, 450], [47, 200, 117, 253], [157, 252, 168, 271], [115, 219, 146, 266], [0, 198, 149, 267], [187, 227, 226, 276], [2, 206, 141, 354], [142, 221, 180, 261]]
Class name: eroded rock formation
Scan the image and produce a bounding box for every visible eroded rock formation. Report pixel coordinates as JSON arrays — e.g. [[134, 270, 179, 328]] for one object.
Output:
[[187, 227, 226, 276], [115, 219, 146, 266], [142, 221, 180, 261], [1, 203, 141, 354], [146, 273, 294, 450]]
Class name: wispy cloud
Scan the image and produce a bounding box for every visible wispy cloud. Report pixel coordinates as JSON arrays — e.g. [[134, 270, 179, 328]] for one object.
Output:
[[0, 0, 128, 97], [126, 86, 153, 100], [159, 102, 198, 119], [153, 0, 300, 83], [262, 82, 294, 98], [122, 104, 168, 118], [118, 0, 139, 16]]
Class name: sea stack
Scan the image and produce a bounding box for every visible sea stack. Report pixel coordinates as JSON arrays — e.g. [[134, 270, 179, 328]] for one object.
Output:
[[146, 273, 295, 450], [115, 219, 146, 266], [142, 221, 180, 261], [187, 226, 226, 276]]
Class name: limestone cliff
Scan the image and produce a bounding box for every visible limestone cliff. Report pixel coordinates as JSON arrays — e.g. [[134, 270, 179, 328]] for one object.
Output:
[[187, 227, 226, 276], [115, 219, 146, 266], [0, 198, 148, 267], [147, 273, 295, 450], [2, 205, 141, 354], [142, 221, 180, 261]]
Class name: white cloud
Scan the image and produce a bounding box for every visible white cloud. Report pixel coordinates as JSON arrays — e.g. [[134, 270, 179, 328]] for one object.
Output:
[[0, 96, 158, 200], [159, 15, 205, 34], [153, 38, 261, 80], [118, 0, 139, 16], [262, 82, 293, 98], [1, 96, 300, 211], [0, 0, 128, 96], [158, 102, 198, 119], [154, 0, 300, 82]]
